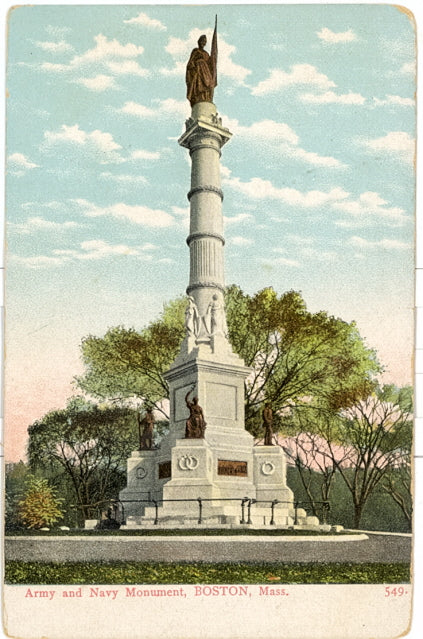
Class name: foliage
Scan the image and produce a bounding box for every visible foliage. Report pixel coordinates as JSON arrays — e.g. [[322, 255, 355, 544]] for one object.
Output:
[[225, 286, 380, 435], [75, 287, 380, 435], [75, 298, 186, 417], [17, 478, 64, 529], [284, 384, 413, 528], [27, 397, 138, 524], [286, 466, 411, 532], [5, 561, 410, 585], [5, 461, 33, 530]]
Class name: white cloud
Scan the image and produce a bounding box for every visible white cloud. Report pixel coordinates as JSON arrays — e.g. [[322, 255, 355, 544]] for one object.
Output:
[[42, 124, 124, 164], [348, 236, 412, 251], [124, 12, 166, 31], [11, 239, 159, 269], [35, 40, 74, 54], [285, 234, 315, 246], [333, 191, 408, 227], [223, 173, 349, 208], [75, 74, 117, 91], [57, 239, 141, 260], [223, 213, 254, 225], [73, 198, 175, 227], [300, 247, 337, 262], [119, 101, 155, 118], [45, 25, 71, 38], [130, 149, 161, 161], [251, 64, 335, 96], [372, 95, 414, 108], [68, 34, 144, 68], [260, 256, 300, 268], [360, 131, 415, 165], [400, 61, 415, 75], [105, 60, 149, 77], [227, 119, 345, 168], [8, 216, 81, 235], [8, 153, 39, 176], [317, 28, 357, 44], [119, 98, 189, 120], [11, 255, 67, 269], [228, 236, 254, 247], [99, 172, 148, 184], [300, 90, 365, 105], [162, 28, 251, 84], [41, 62, 70, 73], [40, 34, 148, 82]]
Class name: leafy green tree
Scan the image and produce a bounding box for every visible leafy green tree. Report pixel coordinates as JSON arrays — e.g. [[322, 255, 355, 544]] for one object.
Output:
[[5, 461, 33, 529], [76, 286, 380, 435], [225, 286, 380, 435], [17, 477, 64, 529], [27, 397, 139, 525], [76, 298, 185, 416]]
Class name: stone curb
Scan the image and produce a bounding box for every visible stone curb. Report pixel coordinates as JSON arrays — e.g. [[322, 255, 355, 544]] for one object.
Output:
[[6, 534, 368, 543]]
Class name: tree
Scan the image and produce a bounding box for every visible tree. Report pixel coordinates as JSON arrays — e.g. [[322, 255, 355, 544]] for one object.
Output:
[[286, 385, 412, 529], [18, 477, 64, 529], [76, 298, 186, 417], [5, 461, 33, 530], [336, 384, 412, 528], [76, 286, 380, 434], [381, 461, 412, 526], [27, 397, 139, 525]]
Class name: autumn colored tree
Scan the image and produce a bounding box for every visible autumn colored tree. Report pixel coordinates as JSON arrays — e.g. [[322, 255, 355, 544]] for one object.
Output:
[[18, 477, 64, 529]]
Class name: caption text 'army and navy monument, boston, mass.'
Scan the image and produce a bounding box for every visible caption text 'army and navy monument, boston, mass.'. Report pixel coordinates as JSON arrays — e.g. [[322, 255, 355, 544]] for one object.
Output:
[[119, 19, 321, 530]]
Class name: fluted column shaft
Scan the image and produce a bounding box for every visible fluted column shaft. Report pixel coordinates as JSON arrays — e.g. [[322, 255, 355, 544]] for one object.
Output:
[[179, 102, 232, 319]]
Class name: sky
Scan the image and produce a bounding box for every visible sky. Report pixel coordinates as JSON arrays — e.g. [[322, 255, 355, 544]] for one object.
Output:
[[4, 3, 416, 462]]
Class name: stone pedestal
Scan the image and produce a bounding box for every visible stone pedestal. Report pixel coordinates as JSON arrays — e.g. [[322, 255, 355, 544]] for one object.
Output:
[[119, 449, 159, 518]]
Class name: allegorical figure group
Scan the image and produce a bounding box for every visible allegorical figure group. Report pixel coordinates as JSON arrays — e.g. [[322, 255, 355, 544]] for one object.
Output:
[[185, 295, 228, 340]]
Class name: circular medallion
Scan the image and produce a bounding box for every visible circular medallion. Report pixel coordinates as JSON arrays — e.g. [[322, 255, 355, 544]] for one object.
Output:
[[261, 461, 275, 476], [178, 455, 199, 471], [136, 467, 147, 479]]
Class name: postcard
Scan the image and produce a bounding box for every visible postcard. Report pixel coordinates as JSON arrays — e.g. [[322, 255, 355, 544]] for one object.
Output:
[[3, 3, 418, 638]]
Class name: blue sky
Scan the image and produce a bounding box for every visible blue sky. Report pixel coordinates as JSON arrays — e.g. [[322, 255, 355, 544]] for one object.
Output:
[[5, 4, 416, 461]]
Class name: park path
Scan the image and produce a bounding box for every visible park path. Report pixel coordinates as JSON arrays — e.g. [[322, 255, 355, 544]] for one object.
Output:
[[5, 532, 412, 564]]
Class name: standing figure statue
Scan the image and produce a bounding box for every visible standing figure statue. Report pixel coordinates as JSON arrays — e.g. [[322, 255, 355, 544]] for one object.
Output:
[[185, 295, 200, 337], [138, 407, 155, 450], [204, 293, 228, 337], [262, 403, 274, 446], [186, 18, 218, 107], [185, 388, 207, 438]]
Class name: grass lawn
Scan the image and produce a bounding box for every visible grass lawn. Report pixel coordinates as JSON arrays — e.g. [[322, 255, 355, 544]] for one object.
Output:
[[5, 561, 410, 585]]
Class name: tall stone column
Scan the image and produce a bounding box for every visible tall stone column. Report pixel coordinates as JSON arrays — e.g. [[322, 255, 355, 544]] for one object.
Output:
[[178, 102, 232, 352]]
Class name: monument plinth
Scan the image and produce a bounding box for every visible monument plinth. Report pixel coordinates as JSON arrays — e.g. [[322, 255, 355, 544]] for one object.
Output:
[[119, 25, 312, 528]]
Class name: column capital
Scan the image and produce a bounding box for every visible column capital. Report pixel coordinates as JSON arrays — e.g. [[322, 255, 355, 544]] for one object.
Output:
[[178, 115, 232, 149]]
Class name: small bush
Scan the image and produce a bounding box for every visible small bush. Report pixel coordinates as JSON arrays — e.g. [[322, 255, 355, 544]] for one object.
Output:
[[18, 478, 64, 530]]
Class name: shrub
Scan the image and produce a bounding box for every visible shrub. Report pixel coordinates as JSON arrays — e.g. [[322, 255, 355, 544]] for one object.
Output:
[[18, 478, 64, 529]]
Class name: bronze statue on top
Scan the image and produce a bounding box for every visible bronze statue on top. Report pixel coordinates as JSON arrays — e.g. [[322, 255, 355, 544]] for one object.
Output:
[[262, 403, 274, 446], [185, 388, 207, 438], [137, 407, 155, 450], [186, 18, 217, 107]]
